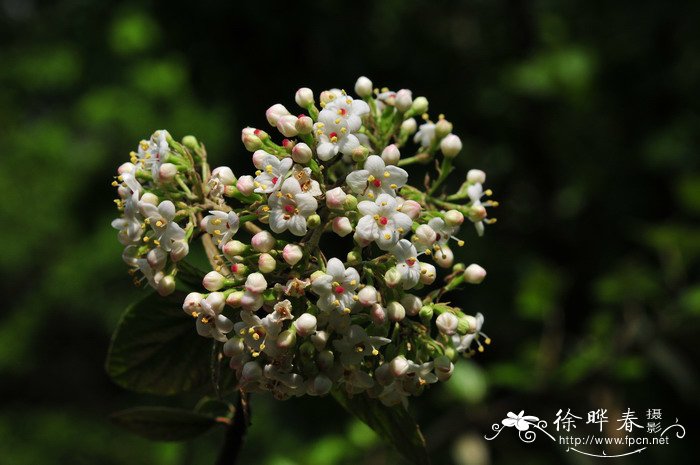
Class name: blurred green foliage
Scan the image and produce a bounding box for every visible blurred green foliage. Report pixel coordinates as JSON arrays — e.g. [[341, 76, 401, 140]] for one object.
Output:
[[1, 0, 699, 464]]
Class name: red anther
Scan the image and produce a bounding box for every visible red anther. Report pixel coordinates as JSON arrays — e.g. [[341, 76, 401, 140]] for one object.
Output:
[[379, 216, 389, 225], [329, 132, 338, 139], [272, 176, 278, 184], [373, 179, 382, 187], [334, 286, 345, 294]]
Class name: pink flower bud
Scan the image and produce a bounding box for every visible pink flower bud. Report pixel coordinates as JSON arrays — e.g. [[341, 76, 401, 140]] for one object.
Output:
[[325, 187, 347, 209], [245, 272, 267, 294], [357, 285, 378, 306], [419, 262, 437, 285], [354, 76, 373, 98], [291, 142, 312, 163], [203, 271, 226, 291], [464, 263, 487, 284], [258, 253, 276, 273], [226, 290, 244, 308], [400, 200, 422, 219], [467, 169, 486, 184], [147, 248, 166, 269], [444, 209, 464, 226], [276, 115, 299, 137], [236, 175, 255, 196], [223, 240, 247, 258], [252, 150, 270, 169], [282, 244, 303, 265], [251, 231, 275, 252], [295, 87, 314, 108], [223, 337, 245, 357], [401, 294, 422, 316], [370, 303, 386, 325], [266, 103, 290, 126], [212, 166, 236, 185], [169, 240, 189, 262], [295, 115, 314, 134], [242, 131, 262, 152], [414, 224, 437, 248], [436, 312, 459, 335], [205, 292, 226, 313], [293, 313, 317, 337], [434, 246, 454, 268], [332, 217, 353, 237], [159, 163, 178, 182], [395, 89, 413, 112], [387, 301, 406, 322], [381, 144, 400, 165], [118, 162, 135, 175], [440, 134, 462, 158], [183, 292, 203, 315]]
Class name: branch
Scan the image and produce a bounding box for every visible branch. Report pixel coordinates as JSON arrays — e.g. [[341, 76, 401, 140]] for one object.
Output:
[[215, 392, 250, 465]]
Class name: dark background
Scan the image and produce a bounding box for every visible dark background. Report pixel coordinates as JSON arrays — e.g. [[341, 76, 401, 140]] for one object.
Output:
[[1, 0, 699, 464]]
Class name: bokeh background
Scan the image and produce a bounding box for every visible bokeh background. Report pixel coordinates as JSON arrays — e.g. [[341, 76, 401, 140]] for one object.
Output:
[[1, 0, 699, 464]]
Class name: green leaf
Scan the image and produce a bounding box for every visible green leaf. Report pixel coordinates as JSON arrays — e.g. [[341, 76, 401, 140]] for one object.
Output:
[[106, 291, 213, 395], [332, 390, 430, 465], [110, 406, 222, 441]]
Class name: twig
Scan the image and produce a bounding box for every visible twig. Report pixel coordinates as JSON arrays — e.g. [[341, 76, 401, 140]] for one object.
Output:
[[215, 392, 250, 465]]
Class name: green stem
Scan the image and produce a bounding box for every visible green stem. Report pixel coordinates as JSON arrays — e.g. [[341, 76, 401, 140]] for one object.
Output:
[[427, 158, 453, 196]]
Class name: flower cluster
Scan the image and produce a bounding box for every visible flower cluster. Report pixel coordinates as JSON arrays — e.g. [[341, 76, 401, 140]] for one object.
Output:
[[111, 77, 498, 406]]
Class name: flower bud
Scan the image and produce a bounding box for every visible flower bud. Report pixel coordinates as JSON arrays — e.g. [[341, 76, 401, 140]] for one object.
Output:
[[444, 209, 464, 227], [295, 115, 314, 135], [419, 262, 437, 285], [223, 240, 248, 258], [226, 290, 244, 308], [440, 134, 462, 158], [276, 115, 299, 137], [310, 330, 329, 350], [384, 268, 402, 288], [140, 192, 159, 206], [203, 271, 226, 291], [316, 350, 334, 371], [293, 313, 317, 337], [310, 270, 326, 283], [241, 361, 262, 383], [147, 248, 167, 269], [206, 292, 226, 313], [223, 337, 245, 357], [395, 89, 413, 112], [401, 118, 417, 135], [434, 355, 454, 382], [245, 272, 267, 294], [242, 130, 262, 152], [290, 142, 312, 164], [282, 244, 303, 266], [370, 303, 386, 325], [411, 96, 428, 114], [266, 103, 290, 126], [375, 363, 393, 386], [434, 246, 454, 268], [390, 356, 410, 377], [182, 135, 199, 151], [401, 294, 422, 316], [344, 194, 358, 211], [235, 175, 255, 196], [251, 231, 275, 252], [295, 87, 314, 108], [159, 163, 178, 182], [436, 312, 459, 335], [419, 305, 434, 322], [387, 301, 406, 322], [183, 291, 204, 314], [118, 162, 135, 175], [467, 169, 486, 184], [229, 263, 248, 277], [351, 145, 369, 162], [157, 275, 176, 296], [311, 374, 332, 396], [464, 263, 487, 284], [354, 76, 373, 98], [400, 199, 422, 219], [258, 253, 276, 273], [381, 144, 400, 165], [212, 166, 236, 186], [307, 214, 321, 228], [346, 250, 361, 265], [414, 224, 437, 248], [170, 240, 189, 262], [435, 119, 453, 139], [357, 285, 378, 306], [332, 216, 353, 237], [276, 329, 297, 349], [325, 187, 347, 209]]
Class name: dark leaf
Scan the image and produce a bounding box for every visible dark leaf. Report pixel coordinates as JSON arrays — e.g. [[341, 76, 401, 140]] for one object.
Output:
[[332, 390, 430, 465], [106, 291, 212, 395], [110, 406, 222, 441]]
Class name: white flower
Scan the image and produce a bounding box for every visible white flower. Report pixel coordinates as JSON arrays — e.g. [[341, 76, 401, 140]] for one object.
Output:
[[132, 130, 171, 181], [319, 91, 369, 133], [140, 200, 186, 251], [112, 192, 143, 246], [413, 122, 436, 148], [268, 178, 318, 236], [204, 210, 240, 249], [354, 194, 412, 250], [314, 121, 361, 161], [467, 182, 496, 236], [345, 155, 408, 200], [240, 272, 267, 312], [332, 324, 390, 367], [452, 312, 490, 354], [183, 292, 233, 342], [390, 239, 421, 289], [254, 155, 293, 193], [354, 76, 373, 98], [291, 164, 322, 196], [234, 304, 292, 358], [502, 411, 539, 432], [427, 217, 460, 246], [311, 258, 361, 313]]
